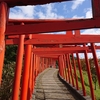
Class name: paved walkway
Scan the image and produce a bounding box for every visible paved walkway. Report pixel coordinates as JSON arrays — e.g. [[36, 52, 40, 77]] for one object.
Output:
[[32, 68, 79, 100]]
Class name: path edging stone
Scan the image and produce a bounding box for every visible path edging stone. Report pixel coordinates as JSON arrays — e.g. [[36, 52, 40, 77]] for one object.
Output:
[[58, 72, 91, 100]]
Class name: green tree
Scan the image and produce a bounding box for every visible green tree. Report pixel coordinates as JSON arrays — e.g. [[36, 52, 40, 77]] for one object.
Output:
[[0, 45, 17, 100], [4, 45, 17, 64]]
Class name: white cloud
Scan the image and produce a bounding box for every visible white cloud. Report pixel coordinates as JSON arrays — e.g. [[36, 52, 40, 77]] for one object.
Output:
[[17, 6, 35, 17], [63, 4, 68, 12], [85, 8, 92, 18], [73, 53, 93, 59], [74, 52, 100, 59], [71, 0, 85, 10], [36, 4, 64, 19], [72, 15, 84, 18], [95, 43, 100, 46], [72, 8, 92, 19], [81, 28, 100, 59], [9, 4, 64, 19], [9, 6, 35, 19], [96, 52, 100, 58], [75, 52, 100, 59], [80, 8, 100, 35], [81, 29, 100, 35], [80, 7, 100, 59]]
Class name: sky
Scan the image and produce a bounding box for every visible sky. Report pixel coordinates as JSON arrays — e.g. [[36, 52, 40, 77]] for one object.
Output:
[[9, 0, 100, 58]]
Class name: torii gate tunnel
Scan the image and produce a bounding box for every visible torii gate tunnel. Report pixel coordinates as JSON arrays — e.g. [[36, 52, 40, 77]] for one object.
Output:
[[0, 0, 100, 100]]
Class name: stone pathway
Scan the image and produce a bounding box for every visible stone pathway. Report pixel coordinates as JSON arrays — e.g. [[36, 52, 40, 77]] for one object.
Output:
[[32, 68, 79, 100]]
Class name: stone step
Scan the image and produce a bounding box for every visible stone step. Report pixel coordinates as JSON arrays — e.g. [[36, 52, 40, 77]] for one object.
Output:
[[32, 68, 79, 100]]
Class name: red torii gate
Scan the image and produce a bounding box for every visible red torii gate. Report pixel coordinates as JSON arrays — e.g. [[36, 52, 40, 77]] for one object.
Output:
[[5, 32, 100, 100], [0, 0, 100, 100], [5, 34, 100, 45]]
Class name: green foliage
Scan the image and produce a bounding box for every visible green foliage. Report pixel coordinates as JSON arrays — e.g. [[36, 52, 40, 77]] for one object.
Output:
[[0, 63, 15, 100], [92, 75, 97, 90], [4, 45, 17, 64], [0, 45, 17, 100], [89, 58, 98, 90], [71, 57, 100, 99], [76, 70, 100, 100], [80, 59, 86, 71]]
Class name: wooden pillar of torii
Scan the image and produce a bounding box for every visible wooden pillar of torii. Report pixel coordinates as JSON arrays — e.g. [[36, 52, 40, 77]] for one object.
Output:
[[0, 2, 8, 85]]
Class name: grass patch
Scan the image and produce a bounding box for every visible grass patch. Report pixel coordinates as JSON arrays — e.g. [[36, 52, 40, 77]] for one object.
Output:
[[76, 70, 100, 100]]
